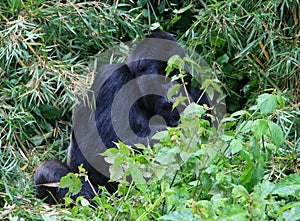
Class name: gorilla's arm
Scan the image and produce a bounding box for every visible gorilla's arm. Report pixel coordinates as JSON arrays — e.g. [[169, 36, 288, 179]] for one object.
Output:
[[34, 160, 98, 204]]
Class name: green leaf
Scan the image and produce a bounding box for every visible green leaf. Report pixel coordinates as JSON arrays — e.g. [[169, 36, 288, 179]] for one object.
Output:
[[182, 103, 205, 117], [272, 174, 300, 196], [173, 4, 193, 14], [238, 120, 253, 133], [150, 22, 161, 30], [167, 84, 181, 101], [118, 141, 130, 156], [217, 54, 230, 64], [155, 147, 180, 166], [232, 185, 249, 198], [230, 139, 243, 155], [278, 203, 300, 220], [180, 151, 191, 163], [252, 119, 269, 138], [240, 161, 254, 184], [38, 104, 61, 119], [244, 164, 265, 191], [166, 55, 184, 76], [172, 96, 187, 109], [152, 130, 169, 140], [59, 173, 82, 195], [137, 0, 147, 7], [268, 122, 284, 146], [158, 0, 166, 13], [109, 163, 124, 181], [256, 93, 278, 114], [31, 135, 45, 146], [230, 110, 249, 118], [128, 159, 147, 193], [77, 196, 90, 206]]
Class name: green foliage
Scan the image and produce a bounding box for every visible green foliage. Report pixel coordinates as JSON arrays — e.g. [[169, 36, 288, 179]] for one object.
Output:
[[75, 92, 297, 220], [60, 173, 82, 196], [184, 0, 299, 112], [0, 0, 299, 220]]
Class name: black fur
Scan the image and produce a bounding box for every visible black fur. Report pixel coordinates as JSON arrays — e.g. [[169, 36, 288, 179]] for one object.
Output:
[[34, 32, 210, 204]]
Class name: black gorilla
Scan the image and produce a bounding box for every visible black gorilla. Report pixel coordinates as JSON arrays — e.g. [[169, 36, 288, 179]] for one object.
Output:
[[34, 32, 210, 204]]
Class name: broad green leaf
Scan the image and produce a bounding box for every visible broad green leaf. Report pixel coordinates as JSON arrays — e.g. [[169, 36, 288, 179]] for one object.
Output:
[[252, 119, 269, 138], [152, 130, 169, 140], [172, 96, 187, 109], [155, 147, 180, 165], [150, 22, 161, 30], [182, 102, 205, 117], [153, 164, 166, 180], [166, 55, 184, 76], [128, 159, 147, 193], [272, 174, 300, 196], [219, 205, 248, 221], [59, 173, 82, 195], [157, 0, 165, 13], [109, 164, 124, 181], [232, 185, 249, 198], [230, 139, 243, 154], [268, 121, 284, 146], [256, 93, 277, 114], [221, 134, 234, 141], [180, 151, 191, 163], [278, 203, 300, 220], [230, 110, 249, 118], [244, 164, 265, 191]]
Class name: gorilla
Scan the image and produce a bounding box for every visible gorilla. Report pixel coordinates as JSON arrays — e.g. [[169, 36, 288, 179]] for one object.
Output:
[[34, 31, 210, 204]]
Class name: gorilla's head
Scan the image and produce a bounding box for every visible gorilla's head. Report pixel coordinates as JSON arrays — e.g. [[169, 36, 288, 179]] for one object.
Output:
[[125, 32, 186, 129]]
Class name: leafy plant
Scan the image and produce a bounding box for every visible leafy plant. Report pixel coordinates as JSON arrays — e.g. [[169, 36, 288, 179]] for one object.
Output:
[[0, 0, 299, 220]]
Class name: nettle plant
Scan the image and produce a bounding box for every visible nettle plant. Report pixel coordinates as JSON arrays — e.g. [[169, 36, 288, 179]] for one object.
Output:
[[221, 92, 286, 190], [58, 57, 298, 220]]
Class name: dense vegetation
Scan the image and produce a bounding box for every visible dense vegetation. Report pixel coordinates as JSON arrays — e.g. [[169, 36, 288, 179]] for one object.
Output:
[[0, 0, 299, 220]]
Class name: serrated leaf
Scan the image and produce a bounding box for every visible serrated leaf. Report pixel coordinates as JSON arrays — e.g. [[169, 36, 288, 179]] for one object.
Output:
[[252, 119, 269, 138], [256, 93, 277, 114], [268, 121, 284, 146], [128, 159, 146, 193], [279, 203, 300, 220], [240, 161, 254, 184]]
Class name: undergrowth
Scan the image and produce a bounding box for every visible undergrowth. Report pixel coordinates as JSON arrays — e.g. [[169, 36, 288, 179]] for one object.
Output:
[[0, 0, 299, 220]]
